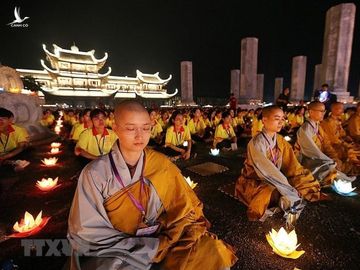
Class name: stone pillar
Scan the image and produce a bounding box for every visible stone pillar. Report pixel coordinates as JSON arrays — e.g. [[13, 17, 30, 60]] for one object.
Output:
[[290, 56, 307, 102], [180, 61, 195, 105], [274, 77, 283, 103], [313, 64, 323, 92], [256, 74, 264, 102], [240, 37, 258, 102], [321, 3, 356, 102], [230, 69, 240, 100]]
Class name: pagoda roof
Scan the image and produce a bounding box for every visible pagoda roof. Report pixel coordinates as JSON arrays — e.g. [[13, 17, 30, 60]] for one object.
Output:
[[42, 44, 108, 68], [135, 88, 178, 99], [136, 70, 172, 85], [40, 60, 111, 78]]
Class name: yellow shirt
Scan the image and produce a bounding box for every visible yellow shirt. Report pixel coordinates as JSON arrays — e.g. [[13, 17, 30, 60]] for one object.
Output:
[[150, 121, 163, 139], [251, 119, 263, 137], [212, 116, 221, 127], [188, 118, 206, 135], [204, 118, 211, 127], [76, 128, 118, 156], [0, 124, 29, 155], [165, 125, 191, 146], [106, 118, 115, 128], [214, 124, 236, 140], [71, 122, 90, 141]]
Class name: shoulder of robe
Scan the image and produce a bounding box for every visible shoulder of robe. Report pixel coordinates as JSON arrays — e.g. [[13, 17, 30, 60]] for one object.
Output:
[[276, 134, 290, 151], [144, 147, 180, 174], [80, 155, 111, 184]]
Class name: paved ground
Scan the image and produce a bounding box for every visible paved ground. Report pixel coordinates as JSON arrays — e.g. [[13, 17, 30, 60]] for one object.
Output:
[[0, 135, 360, 270]]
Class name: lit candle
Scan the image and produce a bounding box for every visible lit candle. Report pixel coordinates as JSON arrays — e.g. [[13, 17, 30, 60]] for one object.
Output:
[[50, 148, 60, 154], [11, 210, 51, 238], [51, 142, 61, 148], [36, 177, 59, 191], [41, 157, 58, 166]]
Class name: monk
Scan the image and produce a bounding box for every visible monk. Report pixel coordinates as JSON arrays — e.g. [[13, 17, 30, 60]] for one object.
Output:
[[295, 101, 355, 186], [68, 100, 237, 270], [235, 105, 320, 221], [347, 102, 360, 143], [320, 102, 360, 175]]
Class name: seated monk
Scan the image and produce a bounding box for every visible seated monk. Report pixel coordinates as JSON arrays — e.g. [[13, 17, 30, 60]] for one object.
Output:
[[320, 102, 360, 175], [347, 102, 360, 144], [295, 101, 355, 186], [68, 100, 237, 270], [234, 105, 320, 221]]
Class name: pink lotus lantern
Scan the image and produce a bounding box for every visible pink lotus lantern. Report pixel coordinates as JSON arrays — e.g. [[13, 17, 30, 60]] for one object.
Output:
[[10, 211, 51, 238], [36, 177, 60, 191], [41, 157, 58, 167]]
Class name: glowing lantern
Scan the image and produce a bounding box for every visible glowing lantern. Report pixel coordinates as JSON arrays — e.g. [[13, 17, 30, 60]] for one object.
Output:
[[332, 179, 356, 196], [51, 142, 61, 148], [183, 141, 188, 147], [54, 126, 61, 134], [36, 177, 60, 191], [41, 157, 58, 166], [210, 148, 220, 156], [50, 148, 60, 154], [266, 227, 305, 259], [10, 211, 50, 238], [284, 136, 291, 142], [184, 176, 198, 189], [56, 120, 63, 125]]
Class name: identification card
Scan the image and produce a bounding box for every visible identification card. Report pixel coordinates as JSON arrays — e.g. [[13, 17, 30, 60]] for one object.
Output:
[[136, 224, 159, 236]]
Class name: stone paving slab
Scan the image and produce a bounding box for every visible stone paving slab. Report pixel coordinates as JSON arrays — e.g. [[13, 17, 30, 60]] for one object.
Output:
[[187, 161, 229, 176]]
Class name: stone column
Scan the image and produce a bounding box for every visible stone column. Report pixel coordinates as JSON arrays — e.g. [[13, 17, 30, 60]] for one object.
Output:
[[321, 3, 356, 102], [274, 77, 283, 103], [290, 56, 307, 102], [230, 69, 240, 100], [313, 64, 323, 92], [240, 37, 258, 102], [180, 61, 195, 105], [256, 74, 264, 102]]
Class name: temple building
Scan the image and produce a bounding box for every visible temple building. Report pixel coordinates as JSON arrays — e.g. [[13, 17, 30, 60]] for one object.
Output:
[[16, 44, 177, 106]]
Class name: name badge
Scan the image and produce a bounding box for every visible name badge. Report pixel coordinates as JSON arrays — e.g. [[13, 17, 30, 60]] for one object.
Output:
[[136, 224, 159, 236]]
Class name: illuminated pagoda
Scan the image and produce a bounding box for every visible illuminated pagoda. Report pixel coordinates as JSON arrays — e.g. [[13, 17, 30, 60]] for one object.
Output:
[[16, 44, 177, 105]]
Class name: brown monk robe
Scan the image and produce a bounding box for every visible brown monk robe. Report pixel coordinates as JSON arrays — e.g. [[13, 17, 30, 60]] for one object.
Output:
[[235, 106, 320, 221], [320, 102, 360, 175], [347, 102, 360, 144]]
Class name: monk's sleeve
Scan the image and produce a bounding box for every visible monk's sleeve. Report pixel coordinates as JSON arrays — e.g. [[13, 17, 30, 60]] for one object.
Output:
[[68, 165, 159, 269], [320, 127, 340, 161]]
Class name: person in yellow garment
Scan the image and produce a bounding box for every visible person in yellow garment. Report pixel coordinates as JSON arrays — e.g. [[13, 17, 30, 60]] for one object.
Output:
[[188, 108, 206, 141], [75, 109, 118, 160], [0, 108, 29, 164], [234, 105, 321, 221], [213, 111, 237, 150], [163, 110, 194, 160], [70, 109, 93, 142], [320, 102, 360, 174], [347, 102, 360, 143], [67, 100, 237, 270], [295, 101, 355, 186], [148, 109, 163, 146]]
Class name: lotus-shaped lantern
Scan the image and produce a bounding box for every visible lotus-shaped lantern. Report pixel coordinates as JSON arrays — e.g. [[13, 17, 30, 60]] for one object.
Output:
[[184, 176, 198, 189], [210, 148, 220, 156], [183, 141, 188, 147], [54, 126, 61, 134], [266, 227, 305, 259], [11, 211, 51, 238], [284, 136, 291, 142], [56, 120, 63, 125], [332, 179, 356, 196], [41, 157, 58, 166], [36, 177, 60, 191], [51, 142, 61, 148], [50, 148, 60, 154]]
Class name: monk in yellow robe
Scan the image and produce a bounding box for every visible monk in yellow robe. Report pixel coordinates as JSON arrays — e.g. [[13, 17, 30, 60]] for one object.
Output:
[[347, 102, 360, 143], [68, 100, 237, 270], [235, 106, 320, 221], [320, 102, 360, 174], [295, 101, 355, 186]]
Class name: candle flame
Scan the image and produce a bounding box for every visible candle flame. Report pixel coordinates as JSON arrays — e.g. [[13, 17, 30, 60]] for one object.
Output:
[[184, 176, 198, 189], [36, 177, 59, 191], [41, 157, 58, 166], [13, 211, 43, 233]]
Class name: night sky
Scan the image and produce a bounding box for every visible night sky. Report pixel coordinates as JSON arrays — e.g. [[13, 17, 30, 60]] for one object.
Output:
[[1, 0, 359, 102]]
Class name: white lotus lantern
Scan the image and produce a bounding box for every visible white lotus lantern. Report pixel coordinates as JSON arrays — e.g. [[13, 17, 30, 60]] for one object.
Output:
[[13, 211, 43, 233], [41, 157, 58, 166], [183, 141, 188, 147], [51, 142, 61, 148], [210, 148, 220, 156], [56, 120, 63, 125], [284, 136, 291, 142], [50, 148, 60, 154], [266, 227, 304, 259], [36, 177, 59, 191], [184, 176, 198, 189], [54, 126, 61, 134], [333, 179, 356, 195]]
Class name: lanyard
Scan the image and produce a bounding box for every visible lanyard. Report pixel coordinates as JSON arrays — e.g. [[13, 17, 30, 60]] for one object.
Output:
[[109, 151, 147, 218], [95, 133, 106, 156], [223, 125, 231, 137], [306, 120, 323, 143], [261, 132, 279, 165], [0, 133, 9, 153]]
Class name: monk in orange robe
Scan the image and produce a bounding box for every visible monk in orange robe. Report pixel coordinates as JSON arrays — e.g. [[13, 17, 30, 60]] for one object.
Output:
[[68, 100, 237, 270], [234, 106, 320, 222]]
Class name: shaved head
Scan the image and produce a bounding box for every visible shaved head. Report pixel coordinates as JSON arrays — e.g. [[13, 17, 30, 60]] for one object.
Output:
[[114, 100, 148, 125], [308, 101, 324, 110], [261, 105, 283, 118]]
